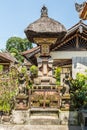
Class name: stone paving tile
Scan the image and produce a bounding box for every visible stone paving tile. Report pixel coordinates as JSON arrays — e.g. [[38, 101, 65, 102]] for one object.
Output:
[[0, 125, 82, 130]]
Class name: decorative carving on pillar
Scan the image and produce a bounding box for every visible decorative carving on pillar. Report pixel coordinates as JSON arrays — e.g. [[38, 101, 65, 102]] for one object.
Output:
[[33, 38, 57, 56], [33, 38, 57, 44]]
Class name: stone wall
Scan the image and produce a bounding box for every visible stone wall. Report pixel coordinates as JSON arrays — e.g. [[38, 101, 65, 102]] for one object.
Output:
[[72, 57, 87, 78], [59, 111, 78, 125]]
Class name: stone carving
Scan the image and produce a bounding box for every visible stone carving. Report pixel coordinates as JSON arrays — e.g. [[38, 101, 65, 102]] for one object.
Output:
[[63, 73, 70, 95], [41, 6, 48, 17], [15, 65, 29, 110], [34, 58, 56, 85], [18, 73, 26, 94], [75, 2, 86, 13], [34, 57, 56, 86]]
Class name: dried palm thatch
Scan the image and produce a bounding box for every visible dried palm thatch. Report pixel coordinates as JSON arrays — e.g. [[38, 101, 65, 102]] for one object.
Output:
[[24, 6, 66, 42]]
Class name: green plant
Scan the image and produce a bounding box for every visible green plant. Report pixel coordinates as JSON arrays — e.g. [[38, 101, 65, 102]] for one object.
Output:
[[27, 80, 33, 89], [0, 68, 18, 113], [30, 65, 38, 76], [69, 73, 87, 110], [54, 67, 61, 85], [21, 66, 27, 74], [0, 65, 3, 72]]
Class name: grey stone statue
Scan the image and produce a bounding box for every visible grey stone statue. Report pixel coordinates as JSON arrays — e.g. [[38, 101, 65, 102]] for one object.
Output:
[[63, 73, 70, 95], [41, 5, 48, 17], [75, 2, 86, 13], [18, 73, 26, 94]]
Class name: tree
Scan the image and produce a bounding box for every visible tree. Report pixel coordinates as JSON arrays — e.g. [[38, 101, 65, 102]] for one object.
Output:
[[6, 37, 33, 62], [6, 37, 33, 52]]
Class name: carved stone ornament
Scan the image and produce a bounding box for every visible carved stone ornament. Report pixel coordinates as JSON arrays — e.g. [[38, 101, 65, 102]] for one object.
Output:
[[75, 2, 86, 13], [41, 44, 49, 54], [33, 38, 57, 44], [41, 6, 48, 17]]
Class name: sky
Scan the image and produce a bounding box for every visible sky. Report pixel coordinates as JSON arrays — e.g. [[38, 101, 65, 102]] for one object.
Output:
[[0, 0, 87, 50]]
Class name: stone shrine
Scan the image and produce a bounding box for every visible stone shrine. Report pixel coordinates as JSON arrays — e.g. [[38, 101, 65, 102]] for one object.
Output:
[[11, 6, 84, 125], [25, 6, 66, 88]]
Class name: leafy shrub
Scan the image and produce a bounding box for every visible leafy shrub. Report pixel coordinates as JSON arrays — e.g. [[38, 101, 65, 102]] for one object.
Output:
[[69, 73, 87, 110], [30, 65, 38, 76], [0, 65, 3, 72], [54, 67, 61, 85]]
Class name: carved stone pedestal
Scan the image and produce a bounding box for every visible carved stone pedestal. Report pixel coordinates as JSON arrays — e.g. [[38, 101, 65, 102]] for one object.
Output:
[[11, 109, 30, 124], [15, 94, 28, 110], [61, 94, 70, 111]]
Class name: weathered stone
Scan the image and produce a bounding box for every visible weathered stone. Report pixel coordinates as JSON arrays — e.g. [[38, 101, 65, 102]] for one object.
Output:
[[59, 111, 78, 125], [0, 125, 82, 130], [1, 115, 10, 123], [11, 110, 30, 124]]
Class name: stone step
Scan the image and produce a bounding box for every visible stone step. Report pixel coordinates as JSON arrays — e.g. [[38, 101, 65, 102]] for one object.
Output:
[[29, 118, 60, 125], [29, 108, 60, 125], [30, 108, 59, 116], [30, 115, 58, 119]]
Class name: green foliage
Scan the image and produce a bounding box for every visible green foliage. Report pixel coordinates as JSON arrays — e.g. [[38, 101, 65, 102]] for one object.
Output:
[[6, 37, 33, 52], [0, 68, 18, 113], [54, 67, 61, 85], [76, 73, 86, 86], [21, 66, 27, 74], [6, 37, 33, 62], [30, 65, 38, 76], [0, 65, 3, 72], [70, 72, 87, 110], [27, 80, 33, 89]]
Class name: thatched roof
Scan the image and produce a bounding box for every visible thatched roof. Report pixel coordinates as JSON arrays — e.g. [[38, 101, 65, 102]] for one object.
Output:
[[23, 21, 87, 59], [24, 6, 66, 42]]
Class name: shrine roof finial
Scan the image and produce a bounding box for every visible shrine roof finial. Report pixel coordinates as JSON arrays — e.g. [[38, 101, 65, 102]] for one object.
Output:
[[41, 5, 48, 17]]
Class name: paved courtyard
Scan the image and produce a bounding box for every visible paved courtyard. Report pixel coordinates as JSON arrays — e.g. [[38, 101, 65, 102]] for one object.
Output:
[[0, 125, 81, 130]]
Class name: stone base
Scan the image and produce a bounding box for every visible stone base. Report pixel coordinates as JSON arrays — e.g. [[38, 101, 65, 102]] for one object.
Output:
[[11, 110, 30, 124], [30, 117, 60, 125], [1, 115, 10, 124], [10, 109, 78, 125], [29, 108, 60, 125], [59, 111, 78, 125]]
